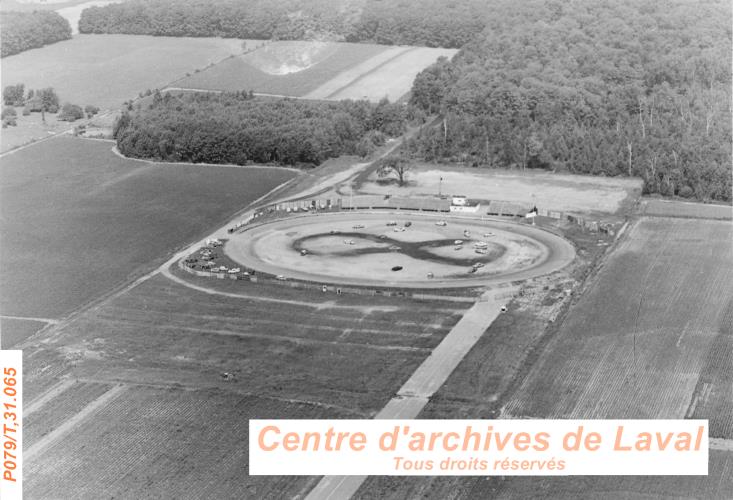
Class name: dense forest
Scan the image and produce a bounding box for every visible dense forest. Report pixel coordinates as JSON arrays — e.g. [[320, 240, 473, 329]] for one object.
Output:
[[94, 0, 731, 202], [114, 92, 408, 166], [78, 0, 485, 48], [408, 0, 732, 201], [0, 11, 72, 57]]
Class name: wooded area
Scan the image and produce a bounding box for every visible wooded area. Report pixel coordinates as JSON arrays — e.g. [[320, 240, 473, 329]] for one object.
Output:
[[408, 0, 732, 202], [78, 0, 485, 48], [1, 11, 72, 57], [85, 0, 731, 202], [114, 92, 408, 166]]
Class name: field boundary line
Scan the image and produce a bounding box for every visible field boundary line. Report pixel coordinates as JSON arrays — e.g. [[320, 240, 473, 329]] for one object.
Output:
[[163, 87, 316, 101], [709, 438, 733, 451], [71, 377, 371, 417], [161, 40, 270, 90], [120, 320, 432, 353], [321, 47, 416, 100], [17, 169, 301, 351], [25, 384, 127, 461], [0, 315, 59, 325], [498, 218, 638, 420], [24, 378, 77, 417], [0, 110, 114, 158], [109, 145, 301, 173], [305, 288, 515, 500], [162, 265, 401, 312]]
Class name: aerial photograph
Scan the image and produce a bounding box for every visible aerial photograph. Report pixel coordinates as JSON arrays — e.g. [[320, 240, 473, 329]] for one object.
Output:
[[0, 0, 730, 498]]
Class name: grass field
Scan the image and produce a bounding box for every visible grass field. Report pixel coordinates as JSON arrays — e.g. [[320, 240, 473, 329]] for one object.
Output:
[[642, 198, 732, 219], [25, 382, 341, 499], [21, 269, 468, 497], [175, 41, 390, 97], [0, 136, 294, 327], [0, 34, 253, 110], [174, 41, 458, 102], [326, 47, 457, 102], [356, 164, 643, 214]]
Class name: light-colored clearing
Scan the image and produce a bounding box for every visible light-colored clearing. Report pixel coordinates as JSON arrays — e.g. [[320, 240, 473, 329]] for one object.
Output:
[[303, 46, 412, 99], [328, 47, 457, 102], [358, 166, 643, 214], [243, 41, 338, 75], [56, 0, 115, 34]]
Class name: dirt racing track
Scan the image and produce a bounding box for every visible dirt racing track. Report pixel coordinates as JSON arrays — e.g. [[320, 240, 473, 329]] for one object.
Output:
[[225, 212, 575, 288]]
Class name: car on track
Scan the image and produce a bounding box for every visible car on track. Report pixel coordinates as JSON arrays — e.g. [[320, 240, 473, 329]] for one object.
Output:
[[435, 221, 447, 226], [386, 221, 397, 226]]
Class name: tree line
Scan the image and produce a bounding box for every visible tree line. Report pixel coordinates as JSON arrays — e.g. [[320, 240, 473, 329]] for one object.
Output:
[[1, 11, 72, 57], [407, 0, 732, 202], [78, 0, 486, 48], [114, 91, 409, 167]]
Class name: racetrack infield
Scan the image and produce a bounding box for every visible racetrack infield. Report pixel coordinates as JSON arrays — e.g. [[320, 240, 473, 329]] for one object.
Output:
[[225, 213, 575, 288]]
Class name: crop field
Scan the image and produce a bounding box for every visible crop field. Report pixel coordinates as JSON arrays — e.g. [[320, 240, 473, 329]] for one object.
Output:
[[24, 384, 343, 499], [174, 41, 457, 102], [0, 136, 295, 333], [324, 47, 457, 102], [20, 269, 469, 497], [641, 198, 732, 220], [0, 317, 47, 348], [0, 34, 253, 110], [502, 217, 733, 427], [354, 217, 733, 498]]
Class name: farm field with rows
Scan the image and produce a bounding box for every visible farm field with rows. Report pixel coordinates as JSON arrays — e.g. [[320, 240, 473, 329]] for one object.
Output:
[[354, 216, 733, 498], [24, 382, 342, 499], [20, 271, 469, 497], [174, 41, 458, 102], [501, 218, 733, 427]]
